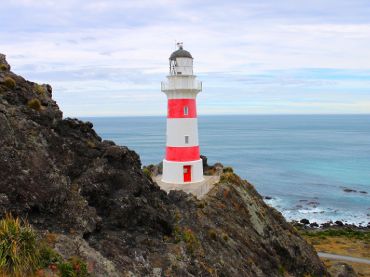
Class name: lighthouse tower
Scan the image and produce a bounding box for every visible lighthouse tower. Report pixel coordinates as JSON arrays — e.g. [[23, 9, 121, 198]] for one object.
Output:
[[161, 43, 204, 184]]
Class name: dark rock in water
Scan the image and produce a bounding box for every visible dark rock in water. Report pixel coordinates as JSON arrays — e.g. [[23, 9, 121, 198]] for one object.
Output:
[[359, 190, 368, 194], [335, 220, 344, 226], [328, 262, 357, 277], [321, 221, 333, 228], [0, 53, 328, 276], [300, 218, 310, 225], [307, 201, 320, 206], [264, 196, 273, 200], [310, 222, 319, 228], [343, 188, 357, 193]]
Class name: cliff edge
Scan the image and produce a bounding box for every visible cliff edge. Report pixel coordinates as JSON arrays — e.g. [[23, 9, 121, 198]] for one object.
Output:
[[0, 54, 328, 276]]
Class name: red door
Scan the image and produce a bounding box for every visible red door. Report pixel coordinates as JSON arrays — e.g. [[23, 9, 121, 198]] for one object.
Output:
[[183, 165, 191, 182]]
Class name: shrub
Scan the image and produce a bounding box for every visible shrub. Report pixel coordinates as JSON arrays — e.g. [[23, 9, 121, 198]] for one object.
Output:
[[142, 168, 152, 179], [58, 256, 88, 277], [223, 166, 234, 173], [58, 261, 74, 277], [27, 98, 42, 111], [207, 229, 217, 241], [222, 234, 229, 241], [0, 214, 40, 275], [34, 84, 46, 95], [38, 244, 62, 268], [3, 77, 16, 89], [220, 172, 244, 186], [182, 228, 200, 255], [0, 64, 8, 71], [69, 256, 88, 277]]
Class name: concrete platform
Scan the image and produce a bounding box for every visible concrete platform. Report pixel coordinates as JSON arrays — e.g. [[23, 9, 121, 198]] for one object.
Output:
[[154, 175, 220, 199]]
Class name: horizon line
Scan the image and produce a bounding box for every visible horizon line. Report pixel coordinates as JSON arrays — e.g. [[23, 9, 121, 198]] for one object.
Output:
[[75, 113, 370, 118]]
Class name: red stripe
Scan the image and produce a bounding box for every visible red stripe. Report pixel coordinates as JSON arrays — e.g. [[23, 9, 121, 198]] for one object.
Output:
[[166, 146, 200, 161], [167, 99, 197, 118]]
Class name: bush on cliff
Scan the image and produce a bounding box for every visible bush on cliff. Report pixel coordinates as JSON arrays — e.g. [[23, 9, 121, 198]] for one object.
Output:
[[222, 166, 234, 173], [3, 77, 16, 89], [0, 214, 40, 276], [0, 214, 90, 276], [34, 84, 46, 95], [27, 98, 42, 111], [0, 64, 8, 71]]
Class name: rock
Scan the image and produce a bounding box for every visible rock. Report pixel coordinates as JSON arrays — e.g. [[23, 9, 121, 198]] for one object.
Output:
[[310, 222, 319, 228], [264, 196, 273, 200], [359, 191, 367, 194], [343, 188, 357, 193], [300, 218, 310, 225], [0, 53, 328, 277], [307, 201, 320, 205], [328, 262, 357, 277], [0, 54, 10, 71], [335, 220, 344, 226]]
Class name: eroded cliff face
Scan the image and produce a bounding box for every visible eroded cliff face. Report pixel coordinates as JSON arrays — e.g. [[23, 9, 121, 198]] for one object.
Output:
[[0, 54, 328, 276]]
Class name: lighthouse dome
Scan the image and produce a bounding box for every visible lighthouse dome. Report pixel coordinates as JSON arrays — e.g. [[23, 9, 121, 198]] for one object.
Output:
[[169, 46, 193, 60]]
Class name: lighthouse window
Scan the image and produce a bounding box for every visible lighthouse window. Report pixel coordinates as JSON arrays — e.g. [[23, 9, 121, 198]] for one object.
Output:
[[185, 135, 189, 144], [184, 106, 189, 115]]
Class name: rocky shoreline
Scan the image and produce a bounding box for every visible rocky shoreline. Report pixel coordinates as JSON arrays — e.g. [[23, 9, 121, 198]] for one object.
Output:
[[291, 219, 370, 231]]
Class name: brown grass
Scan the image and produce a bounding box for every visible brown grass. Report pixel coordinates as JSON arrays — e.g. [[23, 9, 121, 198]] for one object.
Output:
[[303, 234, 370, 276]]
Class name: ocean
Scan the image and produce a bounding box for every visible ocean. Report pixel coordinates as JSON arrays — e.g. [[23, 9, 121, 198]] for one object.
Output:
[[82, 115, 370, 226]]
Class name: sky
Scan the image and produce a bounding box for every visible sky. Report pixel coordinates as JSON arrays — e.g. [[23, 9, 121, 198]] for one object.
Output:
[[1, 0, 370, 116]]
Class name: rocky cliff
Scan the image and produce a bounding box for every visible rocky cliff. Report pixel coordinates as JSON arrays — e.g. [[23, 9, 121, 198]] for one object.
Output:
[[0, 54, 328, 276]]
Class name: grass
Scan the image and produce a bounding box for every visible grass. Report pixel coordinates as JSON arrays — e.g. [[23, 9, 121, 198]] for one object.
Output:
[[0, 214, 40, 276], [174, 226, 201, 256], [27, 98, 42, 111], [301, 228, 370, 242], [3, 77, 16, 89], [34, 84, 46, 95], [142, 168, 152, 179], [302, 228, 370, 277], [0, 214, 90, 276], [0, 64, 8, 71]]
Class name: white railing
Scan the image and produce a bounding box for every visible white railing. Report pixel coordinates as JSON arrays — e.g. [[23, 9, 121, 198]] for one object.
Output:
[[161, 80, 202, 91]]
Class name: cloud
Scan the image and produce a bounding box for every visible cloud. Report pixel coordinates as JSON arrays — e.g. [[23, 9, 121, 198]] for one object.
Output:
[[1, 0, 369, 116]]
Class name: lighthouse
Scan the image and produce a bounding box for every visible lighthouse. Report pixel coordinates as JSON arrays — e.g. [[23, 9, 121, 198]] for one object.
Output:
[[161, 43, 204, 184]]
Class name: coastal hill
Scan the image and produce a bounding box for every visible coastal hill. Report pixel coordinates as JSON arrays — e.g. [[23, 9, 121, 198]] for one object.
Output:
[[0, 53, 328, 276]]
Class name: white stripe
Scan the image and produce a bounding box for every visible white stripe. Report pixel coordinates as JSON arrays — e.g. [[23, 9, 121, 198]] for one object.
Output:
[[162, 159, 204, 184], [166, 118, 199, 147]]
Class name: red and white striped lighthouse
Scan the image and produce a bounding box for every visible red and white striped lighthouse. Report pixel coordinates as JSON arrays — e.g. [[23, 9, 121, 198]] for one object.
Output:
[[161, 43, 204, 184]]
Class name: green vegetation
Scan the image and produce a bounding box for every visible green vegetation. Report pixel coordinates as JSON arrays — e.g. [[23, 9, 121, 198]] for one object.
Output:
[[0, 214, 39, 275], [58, 256, 89, 277], [0, 64, 8, 71], [0, 214, 90, 276], [27, 98, 42, 111], [301, 228, 370, 242], [38, 244, 62, 268], [34, 84, 46, 95], [174, 226, 201, 255], [3, 77, 16, 89], [220, 172, 244, 186], [142, 167, 152, 179]]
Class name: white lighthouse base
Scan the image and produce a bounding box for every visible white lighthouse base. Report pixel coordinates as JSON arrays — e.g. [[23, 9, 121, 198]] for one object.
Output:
[[162, 159, 204, 184]]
